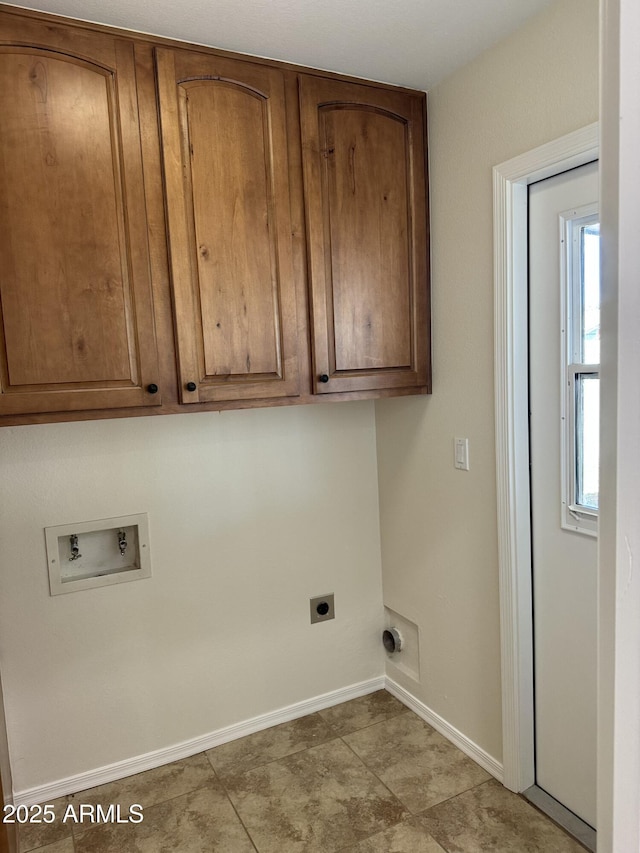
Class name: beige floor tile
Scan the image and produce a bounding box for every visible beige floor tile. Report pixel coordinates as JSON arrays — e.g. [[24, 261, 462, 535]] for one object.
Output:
[[418, 779, 587, 852], [74, 783, 255, 853], [19, 698, 585, 853], [343, 713, 491, 813], [24, 840, 75, 853], [225, 738, 409, 853], [341, 817, 448, 852], [68, 753, 215, 816], [206, 713, 334, 778], [17, 798, 71, 852], [317, 690, 407, 736]]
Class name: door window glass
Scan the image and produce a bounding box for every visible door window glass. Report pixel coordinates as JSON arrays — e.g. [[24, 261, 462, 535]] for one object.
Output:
[[563, 209, 600, 532], [580, 223, 600, 364]]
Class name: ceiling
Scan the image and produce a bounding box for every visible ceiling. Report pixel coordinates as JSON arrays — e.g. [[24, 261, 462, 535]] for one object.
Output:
[[9, 0, 554, 89]]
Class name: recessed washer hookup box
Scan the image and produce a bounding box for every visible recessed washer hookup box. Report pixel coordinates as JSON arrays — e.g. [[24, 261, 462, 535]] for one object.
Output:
[[44, 513, 151, 595]]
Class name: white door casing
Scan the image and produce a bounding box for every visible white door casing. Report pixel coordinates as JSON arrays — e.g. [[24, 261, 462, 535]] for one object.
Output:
[[493, 123, 599, 794]]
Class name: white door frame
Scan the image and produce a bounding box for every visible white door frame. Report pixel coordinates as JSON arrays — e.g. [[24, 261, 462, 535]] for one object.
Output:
[[493, 122, 599, 792]]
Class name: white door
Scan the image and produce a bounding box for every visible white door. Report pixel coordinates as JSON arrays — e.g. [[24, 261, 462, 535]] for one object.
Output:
[[528, 161, 599, 829]]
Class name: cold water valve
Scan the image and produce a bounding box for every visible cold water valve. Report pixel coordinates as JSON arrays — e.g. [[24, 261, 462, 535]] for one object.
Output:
[[68, 534, 81, 561], [118, 530, 127, 557]]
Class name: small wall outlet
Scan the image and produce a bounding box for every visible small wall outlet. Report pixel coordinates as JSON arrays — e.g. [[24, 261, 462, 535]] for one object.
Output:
[[310, 593, 335, 624]]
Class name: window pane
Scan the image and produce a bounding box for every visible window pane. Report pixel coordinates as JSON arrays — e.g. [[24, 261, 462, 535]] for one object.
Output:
[[581, 223, 600, 364], [576, 373, 599, 510]]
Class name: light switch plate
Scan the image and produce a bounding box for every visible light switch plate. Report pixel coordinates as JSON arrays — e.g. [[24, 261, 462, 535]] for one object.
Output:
[[454, 437, 470, 470]]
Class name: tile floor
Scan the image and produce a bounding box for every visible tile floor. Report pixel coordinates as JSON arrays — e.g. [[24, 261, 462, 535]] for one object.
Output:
[[19, 691, 586, 852]]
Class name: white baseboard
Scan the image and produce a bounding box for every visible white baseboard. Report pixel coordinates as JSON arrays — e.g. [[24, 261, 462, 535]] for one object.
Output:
[[13, 675, 385, 807], [14, 675, 502, 805], [385, 676, 504, 783]]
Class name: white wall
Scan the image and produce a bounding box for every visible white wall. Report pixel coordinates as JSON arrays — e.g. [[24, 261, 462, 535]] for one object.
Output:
[[376, 0, 599, 762], [0, 403, 384, 794]]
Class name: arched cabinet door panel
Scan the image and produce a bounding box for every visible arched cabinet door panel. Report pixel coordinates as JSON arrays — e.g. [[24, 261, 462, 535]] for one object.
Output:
[[156, 48, 300, 404], [299, 76, 431, 395], [0, 18, 161, 415]]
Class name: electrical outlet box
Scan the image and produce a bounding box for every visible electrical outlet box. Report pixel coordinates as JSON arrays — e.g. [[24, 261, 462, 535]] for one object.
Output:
[[310, 593, 335, 624], [45, 513, 151, 595]]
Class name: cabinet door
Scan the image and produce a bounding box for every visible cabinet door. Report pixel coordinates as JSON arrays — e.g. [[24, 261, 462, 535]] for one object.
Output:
[[299, 77, 430, 394], [0, 17, 161, 415], [156, 49, 300, 403]]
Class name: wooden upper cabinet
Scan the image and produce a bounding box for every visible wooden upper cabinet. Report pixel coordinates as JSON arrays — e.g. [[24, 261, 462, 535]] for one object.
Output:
[[0, 7, 432, 424], [299, 77, 430, 395], [0, 17, 161, 415], [155, 48, 300, 403]]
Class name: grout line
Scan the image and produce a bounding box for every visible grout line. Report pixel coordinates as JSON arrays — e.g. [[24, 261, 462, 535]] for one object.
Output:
[[208, 758, 260, 853], [332, 813, 411, 853], [67, 767, 228, 839], [323, 707, 410, 740], [67, 772, 261, 852], [203, 749, 216, 774], [338, 734, 410, 811], [412, 777, 496, 817], [205, 732, 344, 782]]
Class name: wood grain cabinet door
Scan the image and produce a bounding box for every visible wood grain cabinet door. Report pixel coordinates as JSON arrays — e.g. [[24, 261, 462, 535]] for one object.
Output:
[[156, 49, 300, 403], [0, 18, 161, 415], [299, 77, 430, 394]]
